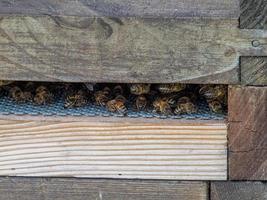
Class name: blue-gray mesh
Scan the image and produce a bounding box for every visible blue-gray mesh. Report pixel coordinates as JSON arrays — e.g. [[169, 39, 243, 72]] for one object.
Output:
[[0, 95, 226, 120]]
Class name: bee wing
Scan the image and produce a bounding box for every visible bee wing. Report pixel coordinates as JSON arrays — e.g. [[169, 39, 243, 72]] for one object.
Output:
[[84, 83, 96, 92]]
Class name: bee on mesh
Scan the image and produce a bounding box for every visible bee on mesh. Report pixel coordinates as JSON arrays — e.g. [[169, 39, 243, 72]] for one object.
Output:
[[8, 86, 28, 103], [152, 96, 175, 115], [207, 100, 224, 114], [106, 95, 127, 115], [34, 85, 54, 105], [129, 84, 151, 95], [199, 85, 227, 103], [64, 89, 89, 108], [174, 96, 198, 115], [156, 83, 186, 94], [94, 87, 112, 107], [199, 85, 227, 113], [134, 95, 148, 111]]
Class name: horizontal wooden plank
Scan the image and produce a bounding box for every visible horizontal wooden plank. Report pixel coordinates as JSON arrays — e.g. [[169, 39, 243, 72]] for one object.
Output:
[[0, 177, 208, 200], [211, 182, 267, 200], [241, 57, 267, 85], [0, 119, 227, 180], [1, 17, 267, 83], [240, 0, 267, 29], [0, 0, 240, 19], [228, 86, 267, 180]]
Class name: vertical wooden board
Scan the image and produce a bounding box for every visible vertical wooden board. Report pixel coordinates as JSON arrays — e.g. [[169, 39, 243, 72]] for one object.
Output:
[[241, 57, 267, 85], [0, 177, 208, 200], [0, 0, 240, 18], [0, 119, 227, 180], [211, 182, 267, 200], [240, 0, 267, 29], [228, 86, 267, 180]]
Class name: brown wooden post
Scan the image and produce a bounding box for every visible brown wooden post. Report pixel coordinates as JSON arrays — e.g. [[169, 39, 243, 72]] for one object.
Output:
[[228, 86, 267, 180]]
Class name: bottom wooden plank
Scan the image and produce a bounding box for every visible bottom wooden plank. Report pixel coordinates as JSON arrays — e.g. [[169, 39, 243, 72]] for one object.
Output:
[[211, 182, 267, 200], [0, 118, 227, 180], [0, 177, 208, 200]]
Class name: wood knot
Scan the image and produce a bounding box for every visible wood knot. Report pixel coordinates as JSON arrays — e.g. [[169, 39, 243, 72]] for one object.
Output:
[[224, 48, 236, 57]]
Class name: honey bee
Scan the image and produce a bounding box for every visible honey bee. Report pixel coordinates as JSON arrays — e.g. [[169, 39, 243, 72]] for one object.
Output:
[[113, 85, 124, 96], [199, 85, 227, 104], [156, 83, 186, 94], [8, 86, 27, 103], [84, 83, 96, 92], [106, 95, 127, 114], [34, 86, 53, 105], [23, 91, 34, 102], [152, 97, 173, 115], [0, 80, 13, 86], [94, 87, 112, 106], [64, 90, 88, 108], [135, 95, 148, 111], [23, 82, 36, 92], [208, 100, 223, 114], [174, 97, 198, 115], [129, 84, 151, 95]]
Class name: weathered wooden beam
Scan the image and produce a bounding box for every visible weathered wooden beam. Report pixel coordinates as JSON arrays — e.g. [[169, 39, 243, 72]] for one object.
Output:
[[0, 17, 266, 83], [0, 177, 208, 200], [228, 86, 267, 180], [0, 118, 227, 180], [211, 182, 267, 200], [240, 0, 267, 29], [0, 0, 240, 19], [241, 57, 267, 85]]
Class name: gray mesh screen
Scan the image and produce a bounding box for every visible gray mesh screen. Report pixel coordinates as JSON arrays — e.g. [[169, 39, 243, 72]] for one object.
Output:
[[0, 95, 226, 120]]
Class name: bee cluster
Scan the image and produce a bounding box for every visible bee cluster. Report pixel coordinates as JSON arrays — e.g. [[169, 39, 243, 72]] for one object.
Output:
[[0, 81, 228, 116]]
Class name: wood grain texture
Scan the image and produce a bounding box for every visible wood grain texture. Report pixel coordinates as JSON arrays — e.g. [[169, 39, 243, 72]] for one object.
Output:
[[241, 57, 267, 85], [0, 119, 227, 180], [229, 86, 267, 180], [240, 0, 267, 29], [0, 177, 208, 200], [0, 0, 240, 19], [1, 17, 267, 83], [211, 182, 267, 200]]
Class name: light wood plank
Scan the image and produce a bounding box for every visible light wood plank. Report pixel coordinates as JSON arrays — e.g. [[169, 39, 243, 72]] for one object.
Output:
[[0, 119, 227, 180], [0, 0, 240, 19], [0, 177, 208, 200], [1, 17, 267, 83]]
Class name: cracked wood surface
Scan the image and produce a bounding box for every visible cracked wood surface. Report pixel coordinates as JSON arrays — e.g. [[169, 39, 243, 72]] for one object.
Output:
[[0, 0, 240, 19], [241, 57, 267, 85], [0, 177, 208, 200], [211, 182, 267, 200], [228, 86, 267, 180], [240, 0, 267, 29], [0, 17, 267, 83]]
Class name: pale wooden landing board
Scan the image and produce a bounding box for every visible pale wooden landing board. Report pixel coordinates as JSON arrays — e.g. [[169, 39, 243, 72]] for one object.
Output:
[[0, 119, 227, 180], [0, 177, 208, 200], [1, 17, 266, 83], [0, 0, 240, 19]]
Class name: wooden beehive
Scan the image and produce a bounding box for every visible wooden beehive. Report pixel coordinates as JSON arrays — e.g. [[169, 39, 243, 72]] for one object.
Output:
[[0, 0, 266, 199]]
